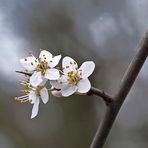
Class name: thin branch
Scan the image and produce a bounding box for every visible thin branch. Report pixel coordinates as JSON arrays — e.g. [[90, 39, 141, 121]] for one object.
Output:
[[88, 87, 114, 104], [90, 30, 148, 148], [15, 71, 32, 76], [16, 71, 114, 103]]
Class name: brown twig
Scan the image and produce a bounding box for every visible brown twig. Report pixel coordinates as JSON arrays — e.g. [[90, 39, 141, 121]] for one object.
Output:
[[88, 87, 114, 104], [90, 30, 148, 148], [15, 71, 32, 76], [16, 71, 114, 103]]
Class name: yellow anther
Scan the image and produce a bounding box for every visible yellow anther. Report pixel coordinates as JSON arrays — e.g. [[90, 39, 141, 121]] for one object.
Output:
[[20, 90, 29, 94], [14, 97, 21, 102], [19, 81, 28, 86], [67, 71, 80, 85]]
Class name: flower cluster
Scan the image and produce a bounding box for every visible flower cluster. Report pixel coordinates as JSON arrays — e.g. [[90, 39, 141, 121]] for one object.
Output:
[[15, 50, 95, 118]]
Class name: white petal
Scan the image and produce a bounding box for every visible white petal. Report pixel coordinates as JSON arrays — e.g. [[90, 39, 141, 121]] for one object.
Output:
[[39, 50, 52, 62], [50, 75, 68, 89], [30, 71, 43, 87], [62, 56, 78, 74], [45, 68, 60, 80], [40, 87, 49, 104], [77, 78, 91, 93], [20, 56, 38, 71], [51, 90, 63, 97], [39, 78, 48, 86], [48, 55, 61, 68], [29, 91, 37, 104], [31, 97, 40, 119], [61, 85, 77, 97], [78, 61, 95, 79]]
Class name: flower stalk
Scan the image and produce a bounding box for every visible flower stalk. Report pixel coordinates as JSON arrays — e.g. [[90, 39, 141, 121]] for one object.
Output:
[[16, 71, 113, 103]]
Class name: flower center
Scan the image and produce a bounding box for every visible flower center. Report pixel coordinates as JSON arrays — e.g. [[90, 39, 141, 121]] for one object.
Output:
[[35, 86, 44, 96], [37, 61, 48, 75], [67, 71, 81, 85]]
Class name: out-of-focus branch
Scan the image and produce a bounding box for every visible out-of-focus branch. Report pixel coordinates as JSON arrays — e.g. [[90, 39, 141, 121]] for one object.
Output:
[[90, 30, 148, 148], [16, 32, 148, 148]]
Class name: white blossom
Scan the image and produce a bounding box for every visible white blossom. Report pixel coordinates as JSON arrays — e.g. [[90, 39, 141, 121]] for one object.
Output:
[[50, 57, 95, 97], [51, 88, 63, 98], [20, 50, 61, 87], [15, 80, 49, 119]]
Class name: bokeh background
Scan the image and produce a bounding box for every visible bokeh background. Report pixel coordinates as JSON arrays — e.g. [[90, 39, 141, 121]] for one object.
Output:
[[0, 0, 148, 147]]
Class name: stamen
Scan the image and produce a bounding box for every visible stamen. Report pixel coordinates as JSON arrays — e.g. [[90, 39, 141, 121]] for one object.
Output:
[[67, 71, 81, 85], [19, 81, 30, 87], [17, 94, 29, 99], [36, 60, 48, 75], [19, 80, 26, 84], [15, 97, 21, 102], [14, 95, 30, 103], [20, 98, 30, 103], [20, 90, 29, 94], [29, 99, 32, 103]]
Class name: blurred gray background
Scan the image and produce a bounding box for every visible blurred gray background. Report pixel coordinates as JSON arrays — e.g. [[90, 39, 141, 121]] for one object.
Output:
[[0, 0, 148, 147]]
